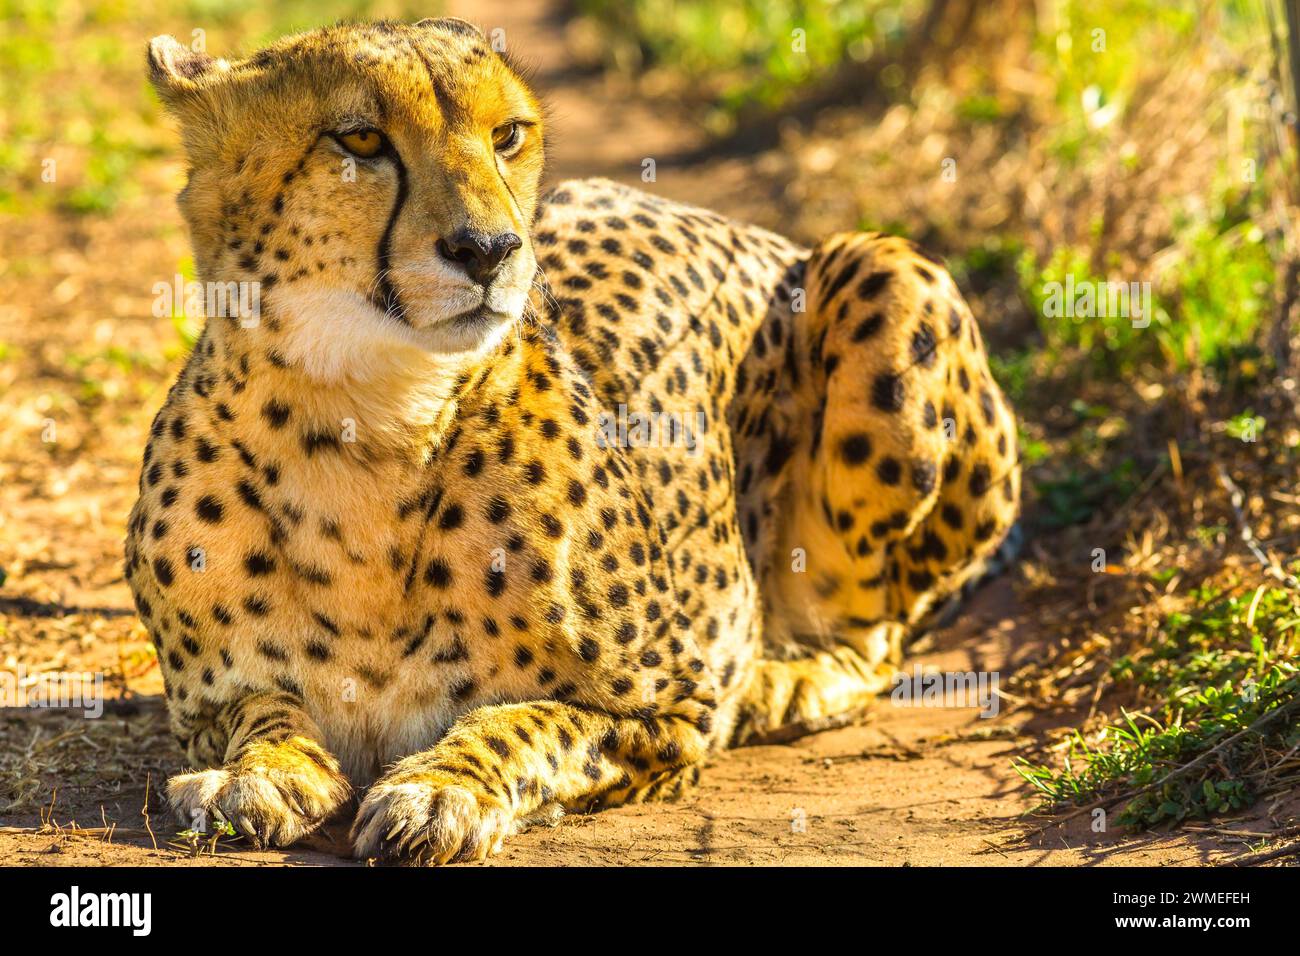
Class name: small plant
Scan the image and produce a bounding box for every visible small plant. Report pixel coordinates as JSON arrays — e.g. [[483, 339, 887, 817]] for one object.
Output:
[[1222, 411, 1265, 442], [170, 818, 238, 858]]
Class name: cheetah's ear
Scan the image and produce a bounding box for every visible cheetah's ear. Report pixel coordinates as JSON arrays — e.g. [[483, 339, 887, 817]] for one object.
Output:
[[147, 35, 229, 111]]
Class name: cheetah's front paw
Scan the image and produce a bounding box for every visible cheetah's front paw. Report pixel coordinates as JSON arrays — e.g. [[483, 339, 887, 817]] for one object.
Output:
[[351, 775, 516, 865], [167, 754, 350, 848]]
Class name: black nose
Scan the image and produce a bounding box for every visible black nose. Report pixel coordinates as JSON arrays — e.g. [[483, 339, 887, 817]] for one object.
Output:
[[436, 229, 522, 284]]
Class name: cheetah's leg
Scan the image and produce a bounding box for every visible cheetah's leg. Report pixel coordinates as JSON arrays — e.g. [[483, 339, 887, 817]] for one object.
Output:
[[166, 691, 351, 847], [351, 701, 708, 864], [731, 640, 900, 745], [741, 233, 1019, 743]]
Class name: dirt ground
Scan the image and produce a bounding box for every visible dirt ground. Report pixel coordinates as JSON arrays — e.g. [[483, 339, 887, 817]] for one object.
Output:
[[5, 575, 1293, 867], [0, 0, 1295, 867]]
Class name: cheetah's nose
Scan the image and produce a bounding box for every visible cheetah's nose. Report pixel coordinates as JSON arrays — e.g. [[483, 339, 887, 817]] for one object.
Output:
[[436, 229, 522, 285]]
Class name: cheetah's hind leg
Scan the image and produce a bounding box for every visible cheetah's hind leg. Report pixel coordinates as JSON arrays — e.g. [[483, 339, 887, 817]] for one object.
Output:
[[731, 638, 901, 746]]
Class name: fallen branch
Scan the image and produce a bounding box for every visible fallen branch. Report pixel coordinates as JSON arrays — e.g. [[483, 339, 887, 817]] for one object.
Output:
[[1227, 839, 1300, 866], [1215, 464, 1300, 591]]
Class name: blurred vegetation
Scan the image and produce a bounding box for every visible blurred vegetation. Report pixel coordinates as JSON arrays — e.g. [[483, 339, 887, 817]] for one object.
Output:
[[0, 0, 434, 215], [575, 0, 922, 122]]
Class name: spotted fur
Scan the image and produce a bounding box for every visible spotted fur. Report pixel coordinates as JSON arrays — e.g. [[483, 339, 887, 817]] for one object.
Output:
[[126, 19, 1020, 863]]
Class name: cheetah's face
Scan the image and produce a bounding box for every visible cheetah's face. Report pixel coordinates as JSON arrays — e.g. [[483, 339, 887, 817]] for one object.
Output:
[[148, 19, 545, 364]]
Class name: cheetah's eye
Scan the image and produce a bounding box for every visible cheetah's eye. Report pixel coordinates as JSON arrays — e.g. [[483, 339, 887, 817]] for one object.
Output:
[[334, 129, 387, 159], [492, 122, 524, 156]]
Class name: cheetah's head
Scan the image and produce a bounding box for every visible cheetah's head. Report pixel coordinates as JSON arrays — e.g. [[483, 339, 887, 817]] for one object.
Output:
[[148, 19, 545, 373]]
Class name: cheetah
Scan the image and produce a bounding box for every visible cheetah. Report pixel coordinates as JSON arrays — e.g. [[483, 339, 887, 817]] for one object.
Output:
[[126, 19, 1020, 864]]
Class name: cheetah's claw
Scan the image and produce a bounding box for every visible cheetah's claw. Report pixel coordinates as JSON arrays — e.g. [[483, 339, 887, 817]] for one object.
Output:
[[351, 777, 517, 865], [167, 765, 349, 849]]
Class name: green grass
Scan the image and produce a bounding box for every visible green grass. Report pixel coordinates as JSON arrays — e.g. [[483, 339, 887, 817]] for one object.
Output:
[[1010, 1, 1279, 379], [1016, 191, 1277, 377], [576, 0, 920, 124], [1017, 586, 1300, 826]]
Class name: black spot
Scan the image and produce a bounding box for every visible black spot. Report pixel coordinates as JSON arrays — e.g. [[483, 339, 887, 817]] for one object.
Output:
[[907, 569, 935, 592], [438, 503, 464, 530], [765, 433, 796, 476], [567, 480, 587, 507], [195, 437, 219, 462], [876, 457, 902, 485], [856, 270, 891, 300], [486, 496, 511, 523], [261, 400, 291, 428], [852, 313, 884, 342], [871, 373, 904, 413], [302, 430, 341, 455], [236, 480, 264, 511], [244, 552, 275, 576], [910, 322, 937, 368], [153, 557, 174, 586], [912, 460, 937, 495], [840, 433, 872, 466], [425, 558, 453, 588], [257, 641, 288, 663]]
